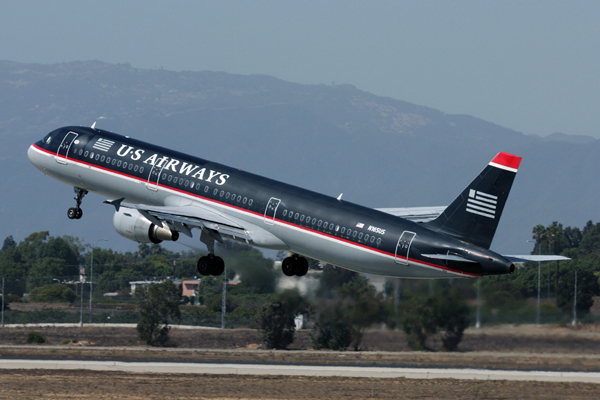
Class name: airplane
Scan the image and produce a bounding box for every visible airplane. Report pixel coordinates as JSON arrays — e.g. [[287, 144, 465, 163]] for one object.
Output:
[[28, 125, 568, 279]]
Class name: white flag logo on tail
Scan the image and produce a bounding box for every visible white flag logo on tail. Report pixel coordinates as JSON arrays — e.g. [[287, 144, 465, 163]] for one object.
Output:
[[92, 138, 115, 152], [356, 222, 364, 228], [466, 189, 497, 219]]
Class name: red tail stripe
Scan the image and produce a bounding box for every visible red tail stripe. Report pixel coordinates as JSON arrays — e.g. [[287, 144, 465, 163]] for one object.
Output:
[[492, 152, 521, 170]]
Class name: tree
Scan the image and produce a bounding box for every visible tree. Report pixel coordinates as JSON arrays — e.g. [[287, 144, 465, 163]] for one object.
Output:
[[256, 290, 307, 349], [400, 288, 470, 351], [556, 269, 600, 315], [2, 236, 16, 252], [136, 281, 181, 346]]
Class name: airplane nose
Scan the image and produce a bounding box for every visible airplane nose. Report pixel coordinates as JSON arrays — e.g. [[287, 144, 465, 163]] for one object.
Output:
[[27, 145, 36, 164]]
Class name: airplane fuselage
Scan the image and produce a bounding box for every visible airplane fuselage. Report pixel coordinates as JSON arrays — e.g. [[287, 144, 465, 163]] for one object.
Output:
[[28, 126, 515, 279]]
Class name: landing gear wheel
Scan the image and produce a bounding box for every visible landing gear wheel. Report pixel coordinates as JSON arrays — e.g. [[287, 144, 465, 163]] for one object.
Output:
[[295, 257, 309, 276], [282, 257, 297, 276], [75, 208, 83, 219], [197, 256, 213, 276], [211, 256, 225, 276], [67, 207, 78, 220]]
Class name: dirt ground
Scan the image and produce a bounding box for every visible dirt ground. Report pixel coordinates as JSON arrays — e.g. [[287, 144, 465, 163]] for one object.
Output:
[[0, 370, 599, 400], [1, 325, 600, 399]]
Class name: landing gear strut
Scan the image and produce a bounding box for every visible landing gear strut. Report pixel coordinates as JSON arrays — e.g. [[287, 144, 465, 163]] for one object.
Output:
[[197, 229, 225, 276], [282, 254, 309, 277], [67, 187, 88, 220]]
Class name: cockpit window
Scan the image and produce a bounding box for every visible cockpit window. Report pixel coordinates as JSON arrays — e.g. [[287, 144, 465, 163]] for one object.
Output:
[[43, 134, 52, 145]]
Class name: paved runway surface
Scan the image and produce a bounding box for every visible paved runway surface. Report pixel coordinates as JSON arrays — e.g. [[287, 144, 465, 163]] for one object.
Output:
[[2, 359, 600, 383]]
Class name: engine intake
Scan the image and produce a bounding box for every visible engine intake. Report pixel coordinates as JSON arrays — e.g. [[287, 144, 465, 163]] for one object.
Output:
[[113, 208, 179, 244]]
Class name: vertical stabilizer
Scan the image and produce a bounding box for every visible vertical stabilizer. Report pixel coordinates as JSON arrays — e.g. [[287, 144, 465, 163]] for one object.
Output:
[[424, 152, 522, 249]]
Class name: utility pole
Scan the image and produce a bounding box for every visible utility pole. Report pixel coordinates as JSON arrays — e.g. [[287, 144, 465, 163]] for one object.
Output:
[[221, 265, 227, 329], [89, 239, 108, 324], [476, 278, 481, 329], [1, 276, 5, 328], [572, 269, 578, 326]]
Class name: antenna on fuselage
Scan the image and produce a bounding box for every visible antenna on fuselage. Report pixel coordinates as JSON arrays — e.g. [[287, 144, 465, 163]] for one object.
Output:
[[91, 121, 97, 130], [337, 193, 343, 201]]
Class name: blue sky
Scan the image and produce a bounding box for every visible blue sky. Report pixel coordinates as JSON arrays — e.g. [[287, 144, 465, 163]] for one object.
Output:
[[2, 0, 599, 138]]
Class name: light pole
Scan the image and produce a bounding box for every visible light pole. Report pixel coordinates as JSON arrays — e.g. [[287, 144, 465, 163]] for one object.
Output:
[[89, 239, 108, 324], [527, 240, 541, 325]]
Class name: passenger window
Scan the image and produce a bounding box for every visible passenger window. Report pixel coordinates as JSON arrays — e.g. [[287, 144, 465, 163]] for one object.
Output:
[[205, 186, 209, 193], [294, 213, 299, 220], [329, 223, 334, 230], [213, 189, 218, 196], [185, 180, 189, 187], [243, 197, 247, 204], [283, 210, 287, 217], [106, 157, 111, 164], [140, 167, 144, 173], [358, 233, 364, 240], [123, 162, 127, 169], [335, 225, 340, 232], [249, 199, 253, 206], [220, 191, 224, 197], [95, 154, 100, 160], [318, 220, 323, 227], [377, 238, 382, 245], [312, 218, 317, 225], [90, 152, 94, 158], [101, 155, 105, 162], [128, 164, 133, 170], [117, 161, 122, 167], [134, 165, 139, 172], [162, 173, 167, 180], [179, 178, 184, 185], [300, 215, 305, 222], [237, 195, 242, 202], [84, 151, 89, 157], [341, 227, 346, 234], [190, 182, 195, 189], [168, 175, 173, 182], [353, 231, 358, 238], [364, 234, 369, 242], [78, 149, 83, 156], [226, 192, 230, 199], [112, 159, 117, 165], [371, 236, 376, 243]]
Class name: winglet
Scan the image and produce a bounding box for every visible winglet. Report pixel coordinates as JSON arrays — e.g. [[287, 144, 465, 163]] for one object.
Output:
[[489, 152, 522, 173], [103, 197, 125, 212]]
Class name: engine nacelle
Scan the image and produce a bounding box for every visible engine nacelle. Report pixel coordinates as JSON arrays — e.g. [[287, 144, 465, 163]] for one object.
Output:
[[113, 208, 179, 244]]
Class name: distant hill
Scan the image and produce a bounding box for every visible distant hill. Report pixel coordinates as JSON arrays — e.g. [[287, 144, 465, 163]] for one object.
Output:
[[1, 60, 599, 254]]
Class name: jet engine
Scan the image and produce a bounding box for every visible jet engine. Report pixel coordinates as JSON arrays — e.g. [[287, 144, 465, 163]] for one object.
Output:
[[113, 208, 179, 244]]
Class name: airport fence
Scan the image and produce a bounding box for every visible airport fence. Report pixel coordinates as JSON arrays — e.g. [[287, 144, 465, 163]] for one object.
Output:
[[1, 275, 598, 328]]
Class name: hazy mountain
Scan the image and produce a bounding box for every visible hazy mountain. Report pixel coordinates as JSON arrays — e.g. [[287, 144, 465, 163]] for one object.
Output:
[[1, 60, 599, 255]]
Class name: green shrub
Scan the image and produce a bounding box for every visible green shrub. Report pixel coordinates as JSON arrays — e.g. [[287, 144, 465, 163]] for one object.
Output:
[[26, 331, 46, 344], [28, 284, 79, 303]]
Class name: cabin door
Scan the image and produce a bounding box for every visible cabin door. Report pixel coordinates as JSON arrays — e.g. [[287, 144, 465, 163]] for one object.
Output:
[[55, 131, 79, 164], [395, 231, 416, 265], [264, 197, 281, 225]]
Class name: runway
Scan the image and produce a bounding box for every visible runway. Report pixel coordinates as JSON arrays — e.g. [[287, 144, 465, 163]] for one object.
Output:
[[2, 359, 600, 383]]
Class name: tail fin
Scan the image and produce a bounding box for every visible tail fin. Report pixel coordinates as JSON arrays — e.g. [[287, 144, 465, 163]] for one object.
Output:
[[424, 152, 522, 249]]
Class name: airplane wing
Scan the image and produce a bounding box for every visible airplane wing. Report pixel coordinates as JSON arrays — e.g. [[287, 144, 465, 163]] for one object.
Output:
[[376, 206, 446, 223], [504, 255, 571, 263], [104, 199, 251, 242]]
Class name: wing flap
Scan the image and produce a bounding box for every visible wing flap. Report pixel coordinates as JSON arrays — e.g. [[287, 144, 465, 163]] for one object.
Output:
[[504, 255, 571, 263]]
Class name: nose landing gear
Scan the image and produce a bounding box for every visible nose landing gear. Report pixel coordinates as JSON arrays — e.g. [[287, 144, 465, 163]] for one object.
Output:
[[67, 187, 88, 220]]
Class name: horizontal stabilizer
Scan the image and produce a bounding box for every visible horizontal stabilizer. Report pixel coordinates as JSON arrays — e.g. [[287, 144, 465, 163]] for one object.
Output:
[[422, 253, 478, 263], [376, 206, 446, 223], [504, 255, 571, 263]]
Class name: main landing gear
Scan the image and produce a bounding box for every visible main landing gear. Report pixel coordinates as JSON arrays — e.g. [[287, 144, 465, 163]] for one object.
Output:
[[282, 254, 309, 277], [67, 187, 88, 220], [197, 229, 225, 276]]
